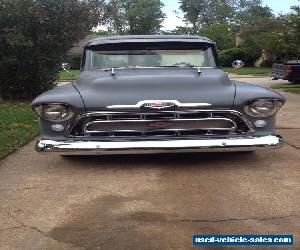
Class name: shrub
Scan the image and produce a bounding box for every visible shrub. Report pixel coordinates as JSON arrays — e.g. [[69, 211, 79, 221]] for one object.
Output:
[[260, 59, 274, 67], [219, 47, 260, 67], [68, 53, 82, 70], [219, 48, 245, 67], [0, 0, 104, 100]]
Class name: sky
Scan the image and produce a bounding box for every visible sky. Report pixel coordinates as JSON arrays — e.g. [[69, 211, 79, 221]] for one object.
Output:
[[162, 0, 299, 30]]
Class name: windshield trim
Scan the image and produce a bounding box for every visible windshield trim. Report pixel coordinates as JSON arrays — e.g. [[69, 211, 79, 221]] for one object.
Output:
[[81, 42, 220, 70]]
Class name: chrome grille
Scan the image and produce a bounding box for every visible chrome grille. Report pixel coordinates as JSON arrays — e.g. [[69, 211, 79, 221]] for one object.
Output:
[[68, 110, 254, 138]]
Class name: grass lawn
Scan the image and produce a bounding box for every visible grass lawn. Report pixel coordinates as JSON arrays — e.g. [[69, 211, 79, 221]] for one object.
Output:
[[272, 84, 300, 94], [59, 70, 80, 81], [0, 101, 38, 160], [224, 67, 271, 76]]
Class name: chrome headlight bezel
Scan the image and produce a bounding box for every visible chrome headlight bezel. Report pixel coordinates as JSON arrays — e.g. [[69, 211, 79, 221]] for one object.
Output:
[[244, 99, 284, 117], [34, 103, 74, 122]]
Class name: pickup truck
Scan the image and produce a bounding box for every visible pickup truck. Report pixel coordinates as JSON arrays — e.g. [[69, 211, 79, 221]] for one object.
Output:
[[32, 35, 285, 155], [272, 62, 300, 83]]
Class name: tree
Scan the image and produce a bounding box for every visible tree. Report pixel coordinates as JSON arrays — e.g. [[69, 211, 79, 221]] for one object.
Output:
[[169, 26, 196, 35], [287, 4, 300, 57], [126, 0, 165, 34], [200, 23, 235, 50], [240, 13, 298, 63], [104, 0, 128, 34], [104, 0, 165, 35], [235, 4, 274, 27], [0, 0, 105, 100], [179, 0, 235, 32], [178, 0, 265, 33]]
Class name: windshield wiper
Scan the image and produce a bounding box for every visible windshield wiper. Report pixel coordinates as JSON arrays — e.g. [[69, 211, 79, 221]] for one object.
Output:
[[156, 65, 202, 75], [103, 66, 148, 75]]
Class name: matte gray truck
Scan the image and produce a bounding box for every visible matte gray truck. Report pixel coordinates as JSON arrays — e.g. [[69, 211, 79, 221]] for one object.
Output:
[[32, 35, 285, 155]]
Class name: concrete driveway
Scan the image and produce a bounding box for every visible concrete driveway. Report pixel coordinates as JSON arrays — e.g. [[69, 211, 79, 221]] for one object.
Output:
[[0, 77, 299, 250], [229, 74, 288, 88]]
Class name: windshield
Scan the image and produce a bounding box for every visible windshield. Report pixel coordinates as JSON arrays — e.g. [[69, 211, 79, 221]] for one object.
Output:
[[85, 47, 216, 70]]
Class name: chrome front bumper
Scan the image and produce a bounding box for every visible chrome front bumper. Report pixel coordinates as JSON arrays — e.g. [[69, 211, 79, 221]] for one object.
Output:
[[36, 135, 283, 155]]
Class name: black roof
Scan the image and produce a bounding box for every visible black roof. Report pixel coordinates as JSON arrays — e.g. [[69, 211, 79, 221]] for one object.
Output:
[[85, 35, 215, 47]]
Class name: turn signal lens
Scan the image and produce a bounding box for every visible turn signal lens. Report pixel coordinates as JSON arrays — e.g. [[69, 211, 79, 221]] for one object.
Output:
[[245, 99, 283, 117], [34, 104, 74, 122]]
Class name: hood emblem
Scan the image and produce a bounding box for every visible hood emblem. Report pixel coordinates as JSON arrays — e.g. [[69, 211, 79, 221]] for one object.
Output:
[[106, 100, 212, 109], [141, 101, 177, 110]]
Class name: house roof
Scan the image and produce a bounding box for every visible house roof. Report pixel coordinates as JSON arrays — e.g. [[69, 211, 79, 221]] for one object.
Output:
[[69, 34, 99, 54]]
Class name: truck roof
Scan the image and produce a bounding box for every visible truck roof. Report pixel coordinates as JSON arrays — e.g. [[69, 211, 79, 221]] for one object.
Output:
[[85, 35, 215, 47]]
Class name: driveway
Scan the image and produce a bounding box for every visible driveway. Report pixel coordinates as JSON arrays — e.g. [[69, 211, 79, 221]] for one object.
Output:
[[229, 74, 288, 88], [0, 77, 299, 250]]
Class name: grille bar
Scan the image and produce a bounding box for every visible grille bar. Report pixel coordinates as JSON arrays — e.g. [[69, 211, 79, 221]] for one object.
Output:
[[67, 110, 254, 138], [84, 118, 237, 135]]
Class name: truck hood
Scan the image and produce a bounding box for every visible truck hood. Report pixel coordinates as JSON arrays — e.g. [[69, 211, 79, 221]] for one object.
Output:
[[74, 68, 235, 110]]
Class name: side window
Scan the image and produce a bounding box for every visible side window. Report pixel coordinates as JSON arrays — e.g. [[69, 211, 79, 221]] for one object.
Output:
[[205, 48, 217, 67]]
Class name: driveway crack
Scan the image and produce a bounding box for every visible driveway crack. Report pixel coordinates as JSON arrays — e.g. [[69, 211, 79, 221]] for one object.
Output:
[[6, 211, 86, 249], [148, 213, 300, 224]]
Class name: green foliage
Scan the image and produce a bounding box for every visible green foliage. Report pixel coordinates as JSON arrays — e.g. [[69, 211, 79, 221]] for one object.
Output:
[[224, 67, 270, 76], [287, 5, 300, 57], [0, 101, 38, 159], [238, 40, 261, 64], [126, 0, 165, 34], [179, 0, 235, 32], [236, 4, 273, 27], [237, 3, 300, 63], [104, 0, 165, 35], [0, 0, 105, 100], [200, 23, 235, 50], [94, 30, 111, 36], [220, 48, 242, 67], [179, 0, 264, 32], [170, 26, 195, 35], [240, 18, 296, 63], [219, 47, 259, 67], [260, 59, 274, 68], [68, 53, 82, 70]]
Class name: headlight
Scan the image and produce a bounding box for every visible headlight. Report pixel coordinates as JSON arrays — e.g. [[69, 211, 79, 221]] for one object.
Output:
[[244, 99, 284, 117], [34, 104, 74, 122]]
